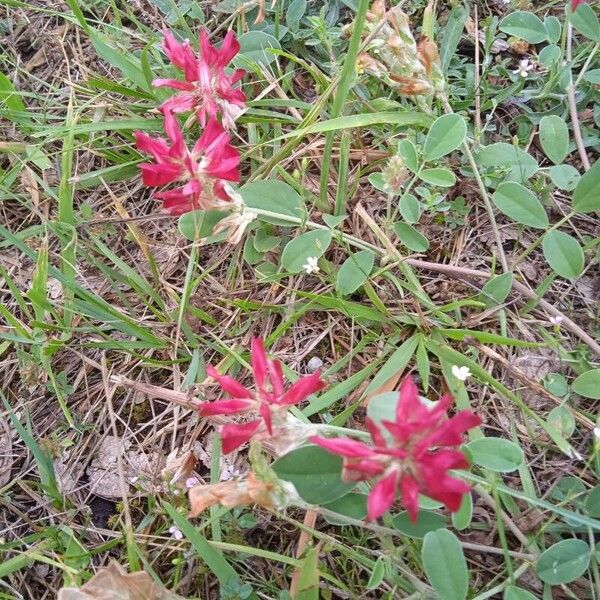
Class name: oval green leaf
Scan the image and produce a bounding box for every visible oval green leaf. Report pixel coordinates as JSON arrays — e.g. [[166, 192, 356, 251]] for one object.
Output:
[[585, 485, 600, 518], [539, 115, 569, 165], [178, 209, 228, 241], [542, 230, 584, 279], [539, 44, 561, 68], [504, 585, 540, 600], [536, 539, 590, 584], [281, 230, 332, 273], [419, 167, 456, 187], [544, 15, 562, 44], [452, 493, 473, 531], [323, 493, 367, 525], [398, 139, 419, 173], [571, 3, 600, 41], [393, 222, 429, 252], [479, 272, 513, 307], [492, 182, 549, 228], [573, 159, 600, 213], [235, 31, 281, 66], [272, 445, 353, 504], [399, 193, 421, 223], [466, 437, 524, 472], [424, 114, 467, 161], [572, 369, 600, 399], [393, 510, 446, 539], [336, 250, 375, 296], [241, 179, 305, 226], [499, 11, 548, 43], [477, 143, 539, 182], [549, 164, 580, 191], [422, 529, 469, 600]]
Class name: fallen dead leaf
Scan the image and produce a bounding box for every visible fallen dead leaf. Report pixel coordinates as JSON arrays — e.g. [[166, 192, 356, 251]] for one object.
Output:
[[57, 561, 183, 600]]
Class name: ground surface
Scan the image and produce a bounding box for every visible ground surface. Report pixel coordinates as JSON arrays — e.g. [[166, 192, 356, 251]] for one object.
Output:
[[0, 0, 599, 598]]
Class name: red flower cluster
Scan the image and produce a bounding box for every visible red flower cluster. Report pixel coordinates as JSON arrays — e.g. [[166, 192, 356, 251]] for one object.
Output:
[[135, 30, 245, 216], [311, 377, 481, 522], [155, 30, 246, 130], [201, 338, 326, 453]]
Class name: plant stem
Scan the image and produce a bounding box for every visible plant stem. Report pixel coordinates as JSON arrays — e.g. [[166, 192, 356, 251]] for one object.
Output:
[[439, 95, 509, 273]]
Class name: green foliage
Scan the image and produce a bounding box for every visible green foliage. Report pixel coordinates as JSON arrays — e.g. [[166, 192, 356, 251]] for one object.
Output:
[[280, 230, 332, 273], [336, 250, 375, 296], [423, 114, 467, 161], [499, 12, 548, 44], [536, 539, 590, 584], [466, 437, 524, 473], [492, 182, 549, 228], [542, 230, 584, 279]]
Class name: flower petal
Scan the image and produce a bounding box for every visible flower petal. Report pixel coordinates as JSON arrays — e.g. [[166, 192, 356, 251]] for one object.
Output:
[[134, 131, 169, 161], [280, 372, 326, 405], [399, 475, 420, 522], [139, 162, 183, 187], [260, 403, 273, 435], [216, 31, 241, 67], [207, 364, 252, 398], [152, 78, 196, 91], [221, 420, 262, 454], [367, 470, 398, 521], [199, 399, 253, 416], [309, 436, 376, 458], [251, 337, 268, 392]]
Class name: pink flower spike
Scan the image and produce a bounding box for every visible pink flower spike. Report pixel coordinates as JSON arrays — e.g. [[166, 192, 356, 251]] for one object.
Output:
[[155, 29, 246, 129], [207, 365, 252, 399], [367, 471, 398, 521], [199, 399, 253, 417], [221, 420, 262, 454]]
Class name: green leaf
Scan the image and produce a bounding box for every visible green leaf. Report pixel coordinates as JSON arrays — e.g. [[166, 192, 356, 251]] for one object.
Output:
[[364, 336, 419, 395], [538, 44, 561, 68], [399, 193, 421, 223], [235, 31, 281, 66], [571, 3, 600, 41], [366, 557, 386, 590], [272, 445, 354, 504], [544, 15, 562, 44], [423, 114, 467, 161], [178, 209, 228, 241], [323, 493, 367, 525], [422, 529, 468, 600], [479, 272, 513, 307], [419, 167, 456, 187], [573, 159, 600, 213], [466, 437, 524, 472], [0, 72, 26, 114], [492, 182, 549, 228], [281, 230, 332, 273], [539, 116, 569, 164], [398, 139, 419, 173], [367, 391, 399, 427], [542, 230, 584, 279], [572, 369, 600, 399], [393, 510, 446, 539], [336, 250, 375, 296], [393, 222, 429, 252], [536, 539, 590, 584], [583, 69, 600, 84], [586, 485, 600, 517], [286, 0, 307, 30], [452, 494, 473, 531], [549, 164, 580, 191], [499, 11, 548, 43], [295, 544, 320, 600], [241, 180, 305, 226], [477, 143, 539, 182], [440, 6, 468, 74], [368, 172, 387, 192], [548, 406, 576, 438], [504, 585, 540, 600]]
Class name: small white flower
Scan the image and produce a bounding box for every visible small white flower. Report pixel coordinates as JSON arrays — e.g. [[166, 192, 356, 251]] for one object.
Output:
[[513, 59, 534, 78], [185, 476, 199, 489], [302, 256, 320, 275], [549, 315, 564, 326], [451, 365, 471, 382], [169, 525, 183, 540]]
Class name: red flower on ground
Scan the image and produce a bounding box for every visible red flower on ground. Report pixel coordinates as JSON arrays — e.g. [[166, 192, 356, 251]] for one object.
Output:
[[134, 111, 240, 215], [310, 376, 481, 522], [154, 29, 246, 130], [201, 338, 327, 453], [571, 0, 586, 10]]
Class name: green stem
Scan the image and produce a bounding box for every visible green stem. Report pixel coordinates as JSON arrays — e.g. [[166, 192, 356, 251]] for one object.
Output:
[[513, 211, 575, 267], [439, 95, 509, 273], [573, 41, 600, 89], [320, 0, 370, 212]]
